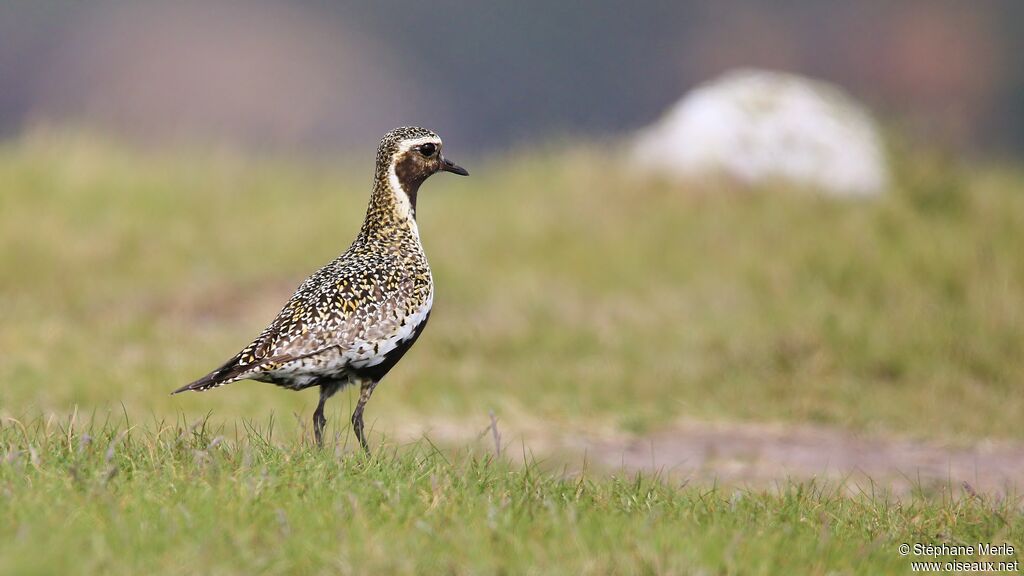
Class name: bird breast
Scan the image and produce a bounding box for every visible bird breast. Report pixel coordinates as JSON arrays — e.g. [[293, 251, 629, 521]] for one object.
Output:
[[347, 289, 432, 369]]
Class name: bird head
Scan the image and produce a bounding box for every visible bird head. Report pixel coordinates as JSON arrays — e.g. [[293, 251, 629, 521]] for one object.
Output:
[[377, 126, 468, 195]]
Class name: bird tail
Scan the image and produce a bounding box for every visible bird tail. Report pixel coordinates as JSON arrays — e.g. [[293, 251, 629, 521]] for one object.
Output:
[[172, 354, 251, 395]]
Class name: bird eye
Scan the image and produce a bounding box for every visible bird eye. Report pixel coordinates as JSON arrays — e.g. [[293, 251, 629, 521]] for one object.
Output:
[[419, 143, 437, 157]]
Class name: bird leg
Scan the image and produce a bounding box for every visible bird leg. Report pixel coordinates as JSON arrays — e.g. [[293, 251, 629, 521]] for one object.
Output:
[[313, 393, 328, 447], [351, 380, 379, 454], [313, 381, 341, 448]]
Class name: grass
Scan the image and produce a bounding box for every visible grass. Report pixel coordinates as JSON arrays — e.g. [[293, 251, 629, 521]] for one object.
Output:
[[1, 416, 1021, 575], [1, 130, 1023, 573]]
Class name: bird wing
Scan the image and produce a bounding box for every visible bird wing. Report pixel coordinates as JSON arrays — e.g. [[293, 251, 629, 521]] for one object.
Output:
[[174, 256, 427, 393]]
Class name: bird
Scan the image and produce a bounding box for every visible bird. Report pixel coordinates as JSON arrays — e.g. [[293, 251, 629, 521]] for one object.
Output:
[[173, 126, 469, 452]]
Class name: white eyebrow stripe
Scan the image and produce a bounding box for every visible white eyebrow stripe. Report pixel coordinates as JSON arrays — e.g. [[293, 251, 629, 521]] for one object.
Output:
[[397, 137, 441, 153]]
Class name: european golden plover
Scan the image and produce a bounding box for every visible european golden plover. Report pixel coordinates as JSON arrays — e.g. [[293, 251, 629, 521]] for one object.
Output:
[[173, 127, 468, 451]]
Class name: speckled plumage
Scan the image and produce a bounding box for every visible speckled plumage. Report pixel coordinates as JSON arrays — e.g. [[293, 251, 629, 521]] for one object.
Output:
[[174, 127, 468, 450]]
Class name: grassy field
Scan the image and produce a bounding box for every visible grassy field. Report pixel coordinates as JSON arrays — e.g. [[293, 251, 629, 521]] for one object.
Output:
[[1, 416, 1022, 575], [1, 130, 1023, 573]]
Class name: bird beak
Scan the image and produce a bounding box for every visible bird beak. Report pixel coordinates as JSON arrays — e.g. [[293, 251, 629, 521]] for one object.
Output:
[[440, 156, 469, 176]]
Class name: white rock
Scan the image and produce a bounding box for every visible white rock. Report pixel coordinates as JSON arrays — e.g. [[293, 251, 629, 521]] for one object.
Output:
[[631, 69, 889, 197]]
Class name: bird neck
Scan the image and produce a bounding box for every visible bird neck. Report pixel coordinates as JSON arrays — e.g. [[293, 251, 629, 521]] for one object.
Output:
[[357, 164, 422, 243]]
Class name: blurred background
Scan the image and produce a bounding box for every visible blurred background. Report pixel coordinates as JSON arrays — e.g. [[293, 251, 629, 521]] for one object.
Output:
[[1, 0, 1022, 155], [2, 0, 1024, 484]]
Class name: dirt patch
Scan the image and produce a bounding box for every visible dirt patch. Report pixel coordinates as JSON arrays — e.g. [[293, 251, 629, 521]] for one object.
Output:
[[397, 417, 1024, 495], [570, 421, 1024, 495]]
